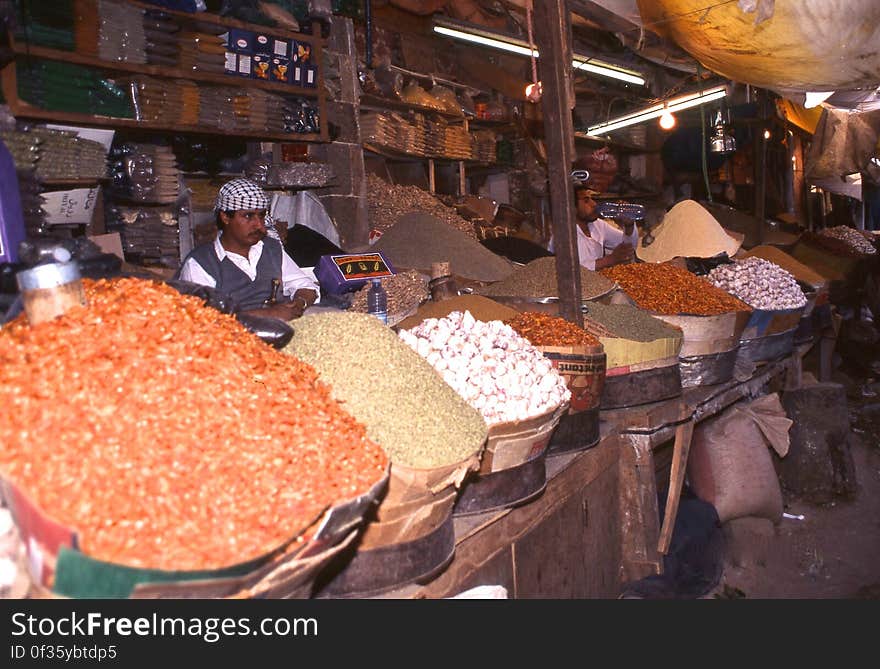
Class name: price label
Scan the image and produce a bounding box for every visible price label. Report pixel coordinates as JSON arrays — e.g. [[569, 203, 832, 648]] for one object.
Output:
[[330, 253, 395, 282]]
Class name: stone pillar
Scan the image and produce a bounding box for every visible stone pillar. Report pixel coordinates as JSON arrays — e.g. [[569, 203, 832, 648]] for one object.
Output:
[[312, 16, 369, 250]]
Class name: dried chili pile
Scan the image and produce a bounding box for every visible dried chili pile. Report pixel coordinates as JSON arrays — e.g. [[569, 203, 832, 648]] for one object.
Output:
[[505, 312, 600, 347], [601, 263, 751, 315], [0, 277, 388, 571]]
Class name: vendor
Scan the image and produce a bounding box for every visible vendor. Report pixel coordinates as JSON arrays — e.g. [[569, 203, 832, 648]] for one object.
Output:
[[176, 178, 319, 320], [548, 172, 638, 270]]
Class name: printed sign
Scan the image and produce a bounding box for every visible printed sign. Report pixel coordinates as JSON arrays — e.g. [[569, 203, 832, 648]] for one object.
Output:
[[330, 253, 394, 281]]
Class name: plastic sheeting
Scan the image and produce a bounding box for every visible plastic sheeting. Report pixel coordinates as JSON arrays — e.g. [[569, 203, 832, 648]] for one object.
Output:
[[270, 191, 340, 248], [637, 0, 880, 94]]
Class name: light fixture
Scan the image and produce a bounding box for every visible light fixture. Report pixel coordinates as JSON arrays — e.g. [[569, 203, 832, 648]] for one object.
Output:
[[432, 20, 646, 86], [659, 106, 676, 130], [763, 129, 771, 140], [709, 109, 736, 154], [525, 81, 543, 103], [587, 85, 727, 135]]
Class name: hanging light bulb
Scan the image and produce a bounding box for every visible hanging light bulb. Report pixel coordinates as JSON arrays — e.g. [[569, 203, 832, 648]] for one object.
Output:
[[659, 107, 676, 130], [763, 129, 771, 140], [525, 81, 542, 103]]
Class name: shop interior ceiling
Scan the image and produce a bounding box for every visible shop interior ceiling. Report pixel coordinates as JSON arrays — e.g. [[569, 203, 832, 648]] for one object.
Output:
[[383, 1, 880, 116]]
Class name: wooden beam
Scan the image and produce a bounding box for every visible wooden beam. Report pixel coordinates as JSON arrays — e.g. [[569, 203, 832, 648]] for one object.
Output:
[[533, 0, 583, 327]]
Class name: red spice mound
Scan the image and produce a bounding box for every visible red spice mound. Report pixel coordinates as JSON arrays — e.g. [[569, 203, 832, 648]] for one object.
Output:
[[505, 312, 600, 347], [0, 278, 387, 571], [601, 263, 751, 315]]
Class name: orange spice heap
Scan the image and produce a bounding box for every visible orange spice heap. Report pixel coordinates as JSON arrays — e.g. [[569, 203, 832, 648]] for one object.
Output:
[[0, 278, 387, 571], [601, 263, 751, 315], [505, 311, 600, 347]]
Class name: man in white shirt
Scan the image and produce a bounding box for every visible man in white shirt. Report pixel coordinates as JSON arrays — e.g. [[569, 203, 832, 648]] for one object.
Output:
[[176, 178, 319, 321], [548, 176, 638, 271]]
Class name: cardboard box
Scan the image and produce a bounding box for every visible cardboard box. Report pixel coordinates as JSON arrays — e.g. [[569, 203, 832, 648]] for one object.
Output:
[[236, 53, 253, 77], [87, 232, 124, 260], [252, 54, 271, 80], [226, 28, 254, 53], [302, 65, 317, 88], [291, 39, 312, 64], [270, 56, 290, 83]]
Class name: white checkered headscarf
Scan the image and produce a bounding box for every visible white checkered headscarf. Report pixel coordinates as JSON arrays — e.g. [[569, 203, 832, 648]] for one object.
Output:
[[214, 178, 269, 213]]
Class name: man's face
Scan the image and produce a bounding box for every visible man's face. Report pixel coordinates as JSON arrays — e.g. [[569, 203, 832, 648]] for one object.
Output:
[[221, 209, 267, 248], [575, 190, 598, 223]]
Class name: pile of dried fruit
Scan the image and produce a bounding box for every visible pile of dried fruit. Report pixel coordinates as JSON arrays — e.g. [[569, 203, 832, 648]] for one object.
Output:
[[0, 278, 387, 571], [601, 263, 751, 315], [505, 312, 600, 347]]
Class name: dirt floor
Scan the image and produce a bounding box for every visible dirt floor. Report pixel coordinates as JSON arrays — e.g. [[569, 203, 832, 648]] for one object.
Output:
[[703, 348, 880, 600]]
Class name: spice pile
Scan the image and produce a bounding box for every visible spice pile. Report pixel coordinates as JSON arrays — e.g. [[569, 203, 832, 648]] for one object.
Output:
[[349, 269, 429, 321], [744, 245, 828, 289], [396, 294, 520, 331], [581, 302, 683, 342], [479, 256, 615, 300], [375, 212, 514, 282], [0, 278, 388, 571], [284, 312, 487, 469], [399, 310, 570, 425], [505, 312, 600, 347], [367, 174, 477, 240], [707, 257, 806, 310], [601, 263, 751, 315], [637, 199, 743, 262], [817, 226, 877, 255]]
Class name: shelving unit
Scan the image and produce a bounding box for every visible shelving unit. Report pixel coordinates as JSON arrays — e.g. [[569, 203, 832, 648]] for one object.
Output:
[[3, 1, 328, 143]]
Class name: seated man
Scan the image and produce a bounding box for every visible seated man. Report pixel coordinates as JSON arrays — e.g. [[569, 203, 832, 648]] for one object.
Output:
[[548, 172, 638, 270], [176, 178, 319, 320]]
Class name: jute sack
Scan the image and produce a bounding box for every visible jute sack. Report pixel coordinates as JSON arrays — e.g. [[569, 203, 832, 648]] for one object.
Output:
[[687, 394, 792, 524]]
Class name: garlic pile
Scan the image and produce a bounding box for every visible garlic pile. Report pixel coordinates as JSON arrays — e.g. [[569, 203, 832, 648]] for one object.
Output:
[[399, 310, 570, 425], [818, 226, 877, 255], [707, 257, 806, 310]]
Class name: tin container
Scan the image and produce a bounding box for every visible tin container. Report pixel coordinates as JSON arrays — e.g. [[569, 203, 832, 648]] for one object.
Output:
[[15, 261, 86, 325]]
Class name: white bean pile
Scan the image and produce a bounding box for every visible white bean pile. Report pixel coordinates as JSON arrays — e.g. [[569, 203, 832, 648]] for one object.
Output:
[[818, 226, 877, 255], [399, 310, 571, 425], [707, 257, 806, 310]]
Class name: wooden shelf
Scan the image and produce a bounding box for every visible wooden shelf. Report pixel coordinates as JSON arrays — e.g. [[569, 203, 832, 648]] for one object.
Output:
[[1, 63, 324, 143], [9, 41, 321, 100], [40, 178, 109, 187], [359, 94, 465, 120]]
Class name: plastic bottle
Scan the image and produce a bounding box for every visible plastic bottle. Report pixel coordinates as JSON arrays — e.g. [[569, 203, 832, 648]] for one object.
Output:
[[367, 278, 388, 324]]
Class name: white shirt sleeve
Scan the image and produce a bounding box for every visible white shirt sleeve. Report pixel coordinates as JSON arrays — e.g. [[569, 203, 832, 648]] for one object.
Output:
[[281, 248, 321, 302], [176, 257, 217, 288], [575, 225, 604, 271]]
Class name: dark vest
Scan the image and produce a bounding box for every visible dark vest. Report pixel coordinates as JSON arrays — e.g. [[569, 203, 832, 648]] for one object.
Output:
[[179, 238, 284, 312]]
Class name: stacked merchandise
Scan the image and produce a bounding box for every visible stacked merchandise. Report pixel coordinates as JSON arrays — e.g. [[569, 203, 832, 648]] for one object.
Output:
[[442, 123, 472, 160], [177, 79, 201, 126], [232, 89, 289, 135], [422, 116, 444, 158], [361, 112, 399, 149], [110, 143, 179, 204], [177, 29, 227, 74], [284, 99, 321, 135], [28, 128, 107, 181], [108, 143, 182, 268], [111, 205, 181, 269], [0, 128, 47, 236], [125, 76, 183, 125], [142, 9, 181, 67], [471, 129, 497, 163], [11, 0, 76, 50], [97, 0, 146, 64], [15, 59, 134, 118], [73, 0, 99, 56], [199, 86, 238, 132]]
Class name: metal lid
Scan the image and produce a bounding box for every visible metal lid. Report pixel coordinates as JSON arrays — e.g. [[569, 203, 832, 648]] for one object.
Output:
[[15, 261, 81, 291]]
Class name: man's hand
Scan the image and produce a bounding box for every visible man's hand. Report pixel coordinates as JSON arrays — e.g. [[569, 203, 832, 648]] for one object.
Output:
[[595, 242, 635, 269]]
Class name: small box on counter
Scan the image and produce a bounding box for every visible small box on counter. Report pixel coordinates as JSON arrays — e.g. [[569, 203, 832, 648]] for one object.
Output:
[[253, 32, 273, 57], [290, 62, 303, 86], [224, 51, 237, 74], [302, 66, 317, 88]]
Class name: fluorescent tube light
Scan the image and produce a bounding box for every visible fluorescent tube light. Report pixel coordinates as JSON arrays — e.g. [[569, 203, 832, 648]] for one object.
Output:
[[587, 86, 727, 135], [432, 23, 645, 86]]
